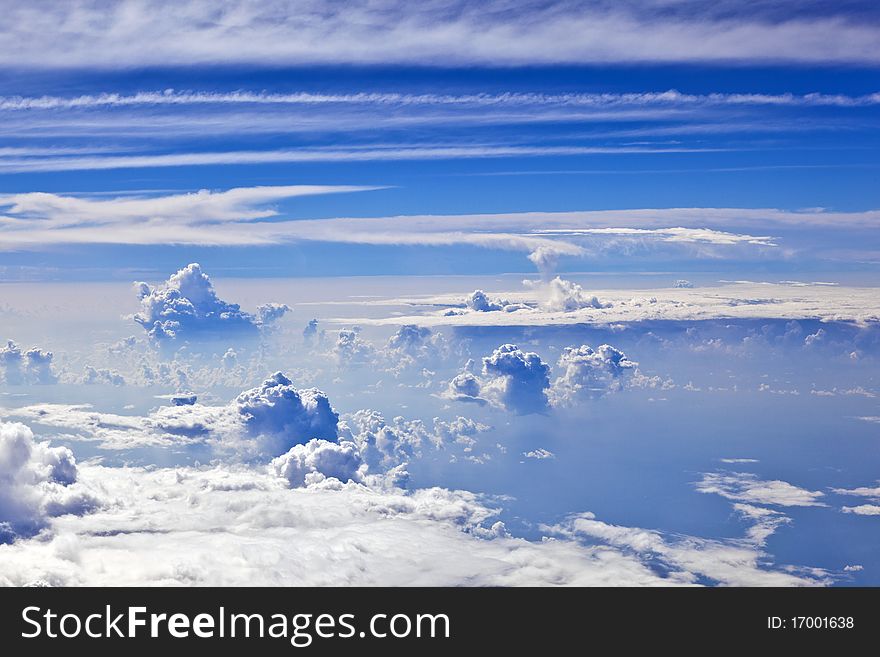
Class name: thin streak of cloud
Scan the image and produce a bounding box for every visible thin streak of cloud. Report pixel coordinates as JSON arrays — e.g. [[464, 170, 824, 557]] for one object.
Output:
[[0, 145, 725, 174], [1, 89, 879, 111]]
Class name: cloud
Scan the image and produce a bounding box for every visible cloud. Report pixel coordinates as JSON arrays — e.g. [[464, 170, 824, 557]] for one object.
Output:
[[134, 263, 287, 343], [0, 461, 826, 586], [529, 277, 611, 312], [0, 340, 58, 385], [340, 281, 880, 327], [548, 493, 830, 586], [523, 448, 555, 460], [841, 505, 880, 516], [444, 370, 488, 406], [4, 89, 880, 112], [479, 344, 551, 414], [0, 421, 99, 539], [465, 290, 509, 313], [532, 226, 777, 247], [0, 1, 877, 68], [696, 471, 826, 507], [332, 328, 378, 367], [832, 481, 880, 511], [270, 439, 366, 488], [549, 344, 637, 406], [80, 366, 126, 386], [228, 372, 339, 456], [5, 371, 339, 456]]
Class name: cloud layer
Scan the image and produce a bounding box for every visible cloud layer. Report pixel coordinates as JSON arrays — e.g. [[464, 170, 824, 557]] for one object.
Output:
[[0, 1, 877, 68]]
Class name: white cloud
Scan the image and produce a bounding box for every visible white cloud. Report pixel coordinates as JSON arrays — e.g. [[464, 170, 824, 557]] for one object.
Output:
[[841, 505, 880, 516], [80, 365, 126, 386], [134, 263, 287, 343], [547, 505, 828, 586], [0, 1, 877, 68], [5, 371, 339, 456], [696, 471, 826, 507], [0, 421, 99, 539], [0, 340, 58, 385], [338, 281, 880, 327], [832, 482, 880, 502], [0, 462, 827, 586], [270, 439, 366, 488], [523, 448, 555, 460], [3, 89, 880, 112], [528, 277, 611, 312], [549, 344, 637, 406], [478, 344, 552, 414]]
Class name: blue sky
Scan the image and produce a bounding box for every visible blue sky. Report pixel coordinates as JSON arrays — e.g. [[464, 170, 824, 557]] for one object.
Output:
[[0, 1, 879, 587]]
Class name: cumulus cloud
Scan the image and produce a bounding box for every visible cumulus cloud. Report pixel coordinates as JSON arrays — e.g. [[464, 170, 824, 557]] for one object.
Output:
[[465, 290, 506, 312], [479, 344, 551, 414], [550, 344, 637, 405], [696, 472, 826, 507], [342, 410, 421, 471], [80, 365, 125, 386], [227, 372, 339, 456], [256, 302, 291, 326], [0, 341, 58, 385], [134, 263, 287, 343], [0, 421, 98, 539], [332, 327, 377, 367], [535, 277, 611, 312], [270, 439, 366, 488], [444, 370, 488, 406], [6, 372, 339, 456]]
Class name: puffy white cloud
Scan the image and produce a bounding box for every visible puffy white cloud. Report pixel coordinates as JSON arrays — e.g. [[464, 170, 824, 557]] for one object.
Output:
[[332, 328, 377, 367], [538, 277, 611, 312], [256, 302, 291, 326], [444, 370, 488, 406], [0, 340, 58, 385], [550, 344, 637, 405], [80, 365, 125, 386], [270, 439, 365, 487], [0, 421, 98, 539], [673, 279, 694, 288], [465, 289, 521, 313], [696, 472, 826, 507], [227, 372, 339, 455], [480, 344, 551, 414], [342, 410, 421, 471], [466, 289, 504, 312], [6, 372, 339, 456], [134, 263, 287, 343]]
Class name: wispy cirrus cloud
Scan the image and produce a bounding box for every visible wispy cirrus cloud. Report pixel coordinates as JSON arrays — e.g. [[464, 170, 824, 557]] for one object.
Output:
[[0, 1, 878, 68], [1, 89, 878, 111], [0, 144, 724, 174], [0, 187, 794, 265]]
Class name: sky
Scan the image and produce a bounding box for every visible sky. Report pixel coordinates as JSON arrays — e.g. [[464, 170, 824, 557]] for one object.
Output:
[[0, 0, 879, 587]]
